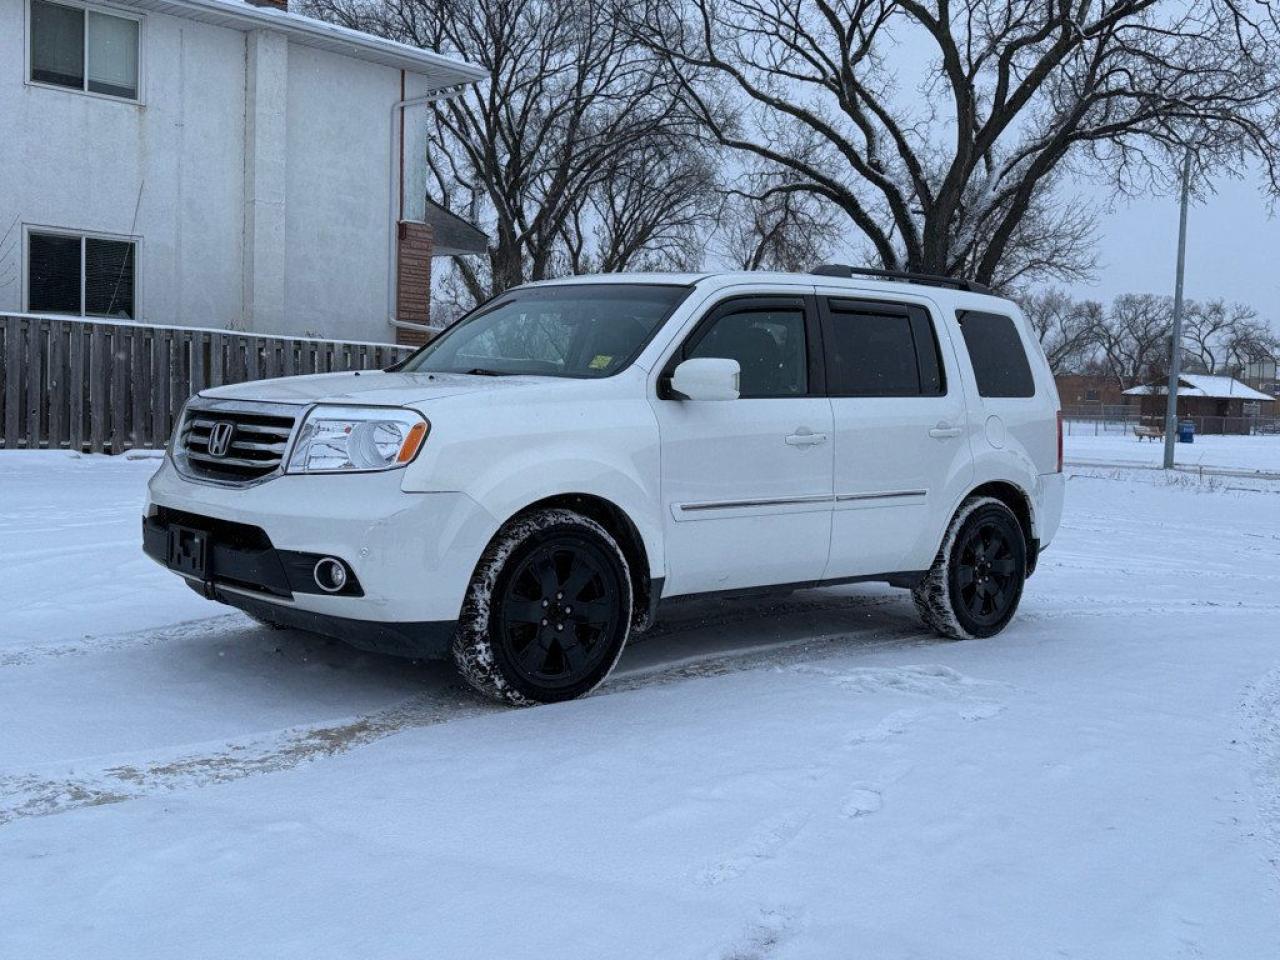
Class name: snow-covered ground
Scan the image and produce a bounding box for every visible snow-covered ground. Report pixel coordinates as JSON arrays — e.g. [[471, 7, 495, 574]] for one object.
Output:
[[1065, 426, 1280, 474], [3, 451, 1280, 958]]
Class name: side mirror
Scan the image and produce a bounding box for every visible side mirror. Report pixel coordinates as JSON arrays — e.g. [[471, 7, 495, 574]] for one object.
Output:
[[669, 358, 740, 401]]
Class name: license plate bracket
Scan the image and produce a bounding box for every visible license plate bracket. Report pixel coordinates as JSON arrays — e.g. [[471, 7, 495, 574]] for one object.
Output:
[[168, 524, 210, 580]]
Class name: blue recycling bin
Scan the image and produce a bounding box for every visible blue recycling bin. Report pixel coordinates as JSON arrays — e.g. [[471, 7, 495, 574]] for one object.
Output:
[[1178, 419, 1195, 443]]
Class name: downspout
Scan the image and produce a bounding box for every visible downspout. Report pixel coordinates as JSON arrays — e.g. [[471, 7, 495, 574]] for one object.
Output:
[[387, 82, 468, 335]]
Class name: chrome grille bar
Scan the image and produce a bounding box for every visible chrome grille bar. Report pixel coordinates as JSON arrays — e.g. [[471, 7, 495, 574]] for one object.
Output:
[[175, 399, 302, 486]]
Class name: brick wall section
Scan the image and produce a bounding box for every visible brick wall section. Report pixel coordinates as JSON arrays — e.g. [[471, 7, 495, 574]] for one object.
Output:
[[396, 221, 434, 347], [246, 0, 288, 9]]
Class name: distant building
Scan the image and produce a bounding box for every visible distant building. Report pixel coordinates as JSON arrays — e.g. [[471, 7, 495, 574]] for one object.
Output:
[[1, 0, 487, 344], [1122, 374, 1275, 433], [1054, 374, 1129, 410]]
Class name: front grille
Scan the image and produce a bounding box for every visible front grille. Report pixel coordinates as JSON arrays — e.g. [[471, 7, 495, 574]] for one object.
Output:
[[178, 401, 299, 484]]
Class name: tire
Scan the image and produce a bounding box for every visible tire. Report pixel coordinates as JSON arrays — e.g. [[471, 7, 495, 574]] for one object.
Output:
[[913, 496, 1027, 640], [452, 508, 633, 705]]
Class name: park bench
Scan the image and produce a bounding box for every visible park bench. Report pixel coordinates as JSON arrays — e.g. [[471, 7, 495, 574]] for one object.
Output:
[[1134, 423, 1164, 441]]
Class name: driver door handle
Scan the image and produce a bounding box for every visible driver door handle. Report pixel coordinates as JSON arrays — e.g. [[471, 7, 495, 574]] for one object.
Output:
[[929, 422, 964, 439], [785, 429, 828, 446]]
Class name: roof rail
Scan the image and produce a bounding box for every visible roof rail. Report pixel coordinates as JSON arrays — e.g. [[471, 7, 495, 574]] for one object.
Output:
[[811, 264, 993, 295]]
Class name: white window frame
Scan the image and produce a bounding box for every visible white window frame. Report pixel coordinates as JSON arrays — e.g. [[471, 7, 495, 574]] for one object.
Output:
[[24, 0, 145, 105], [23, 224, 143, 320]]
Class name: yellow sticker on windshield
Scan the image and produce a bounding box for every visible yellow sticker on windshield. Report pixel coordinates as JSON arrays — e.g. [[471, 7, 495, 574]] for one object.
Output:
[[589, 354, 613, 370]]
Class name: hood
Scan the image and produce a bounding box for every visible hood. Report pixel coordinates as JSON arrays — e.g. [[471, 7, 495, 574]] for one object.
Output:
[[197, 370, 551, 407]]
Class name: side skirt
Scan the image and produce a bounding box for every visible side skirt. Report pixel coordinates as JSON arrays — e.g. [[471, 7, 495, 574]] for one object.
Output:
[[656, 570, 927, 611]]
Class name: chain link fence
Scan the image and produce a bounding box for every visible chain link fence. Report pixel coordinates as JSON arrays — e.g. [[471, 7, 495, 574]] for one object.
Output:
[[1062, 406, 1280, 437]]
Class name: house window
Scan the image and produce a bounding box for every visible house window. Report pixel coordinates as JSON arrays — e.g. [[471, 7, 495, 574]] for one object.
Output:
[[28, 230, 136, 318], [30, 0, 139, 100]]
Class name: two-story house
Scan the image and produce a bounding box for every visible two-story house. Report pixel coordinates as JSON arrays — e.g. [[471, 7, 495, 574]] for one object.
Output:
[[1, 0, 487, 344]]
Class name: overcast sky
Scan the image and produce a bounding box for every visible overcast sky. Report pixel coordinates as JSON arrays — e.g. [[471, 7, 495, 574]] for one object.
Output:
[[1071, 171, 1280, 330]]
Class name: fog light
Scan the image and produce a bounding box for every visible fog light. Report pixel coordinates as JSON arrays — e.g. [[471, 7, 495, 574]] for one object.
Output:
[[313, 557, 348, 593]]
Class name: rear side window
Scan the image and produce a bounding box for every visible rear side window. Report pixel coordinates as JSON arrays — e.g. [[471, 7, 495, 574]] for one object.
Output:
[[823, 299, 944, 397], [957, 311, 1035, 398]]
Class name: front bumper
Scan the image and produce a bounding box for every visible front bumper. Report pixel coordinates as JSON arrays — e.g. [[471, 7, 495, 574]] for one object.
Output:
[[144, 458, 501, 658]]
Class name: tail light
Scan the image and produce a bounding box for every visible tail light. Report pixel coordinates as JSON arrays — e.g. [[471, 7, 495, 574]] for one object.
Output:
[[1056, 410, 1064, 473]]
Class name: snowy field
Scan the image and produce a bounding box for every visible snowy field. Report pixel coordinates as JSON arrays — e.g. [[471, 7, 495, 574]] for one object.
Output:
[[3, 451, 1280, 958], [1065, 426, 1280, 475]]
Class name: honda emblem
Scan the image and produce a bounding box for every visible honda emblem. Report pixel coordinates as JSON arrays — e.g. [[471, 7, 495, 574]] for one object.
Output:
[[207, 421, 236, 458]]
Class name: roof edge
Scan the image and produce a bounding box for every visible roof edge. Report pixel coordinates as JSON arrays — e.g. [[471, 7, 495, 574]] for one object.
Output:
[[148, 0, 488, 87]]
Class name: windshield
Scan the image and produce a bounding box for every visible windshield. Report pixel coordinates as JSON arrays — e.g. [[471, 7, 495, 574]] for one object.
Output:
[[400, 284, 692, 378]]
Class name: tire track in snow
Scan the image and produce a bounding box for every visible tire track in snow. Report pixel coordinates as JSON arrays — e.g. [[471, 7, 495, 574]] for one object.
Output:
[[0, 614, 248, 667], [7, 572, 1241, 828], [0, 621, 939, 827], [1240, 668, 1280, 874], [0, 690, 491, 826]]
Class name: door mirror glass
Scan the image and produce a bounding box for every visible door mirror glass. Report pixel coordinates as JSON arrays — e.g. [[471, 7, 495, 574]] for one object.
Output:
[[670, 358, 740, 401]]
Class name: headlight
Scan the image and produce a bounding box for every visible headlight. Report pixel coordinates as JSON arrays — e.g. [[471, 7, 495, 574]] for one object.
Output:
[[286, 406, 429, 474]]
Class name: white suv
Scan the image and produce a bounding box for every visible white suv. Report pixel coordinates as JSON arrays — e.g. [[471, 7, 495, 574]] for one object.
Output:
[[144, 268, 1064, 704]]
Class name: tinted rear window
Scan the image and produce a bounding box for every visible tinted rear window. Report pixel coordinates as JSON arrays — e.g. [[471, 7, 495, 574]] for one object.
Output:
[[824, 300, 944, 397], [957, 311, 1035, 398]]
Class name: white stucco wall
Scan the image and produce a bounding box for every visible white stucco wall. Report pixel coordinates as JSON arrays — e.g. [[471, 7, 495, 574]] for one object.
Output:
[[0, 0, 435, 342], [283, 42, 432, 340], [0, 0, 247, 327]]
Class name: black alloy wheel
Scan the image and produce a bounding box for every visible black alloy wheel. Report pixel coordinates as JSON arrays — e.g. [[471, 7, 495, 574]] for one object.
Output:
[[952, 517, 1021, 629], [495, 537, 623, 692]]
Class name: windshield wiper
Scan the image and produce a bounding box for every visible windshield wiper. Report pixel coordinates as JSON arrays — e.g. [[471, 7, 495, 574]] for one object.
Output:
[[462, 367, 506, 377]]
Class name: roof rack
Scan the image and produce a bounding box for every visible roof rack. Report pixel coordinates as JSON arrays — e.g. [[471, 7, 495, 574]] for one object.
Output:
[[811, 264, 993, 295]]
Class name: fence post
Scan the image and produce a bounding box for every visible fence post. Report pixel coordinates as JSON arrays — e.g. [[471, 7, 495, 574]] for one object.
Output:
[[110, 326, 128, 453], [26, 317, 45, 450], [49, 320, 66, 450], [68, 323, 84, 452], [131, 327, 149, 448], [89, 325, 107, 454]]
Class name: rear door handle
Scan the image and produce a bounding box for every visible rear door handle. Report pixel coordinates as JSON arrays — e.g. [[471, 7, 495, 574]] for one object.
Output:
[[785, 429, 828, 446], [928, 423, 964, 439]]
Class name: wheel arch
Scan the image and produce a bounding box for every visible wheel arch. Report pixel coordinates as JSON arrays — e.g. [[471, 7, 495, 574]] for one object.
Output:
[[963, 480, 1038, 576], [501, 493, 658, 631]]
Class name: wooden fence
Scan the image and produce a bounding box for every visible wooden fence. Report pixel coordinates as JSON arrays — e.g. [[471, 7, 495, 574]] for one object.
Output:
[[0, 314, 415, 454]]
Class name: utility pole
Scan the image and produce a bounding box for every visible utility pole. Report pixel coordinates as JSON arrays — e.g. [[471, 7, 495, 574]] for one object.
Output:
[[1162, 146, 1193, 470]]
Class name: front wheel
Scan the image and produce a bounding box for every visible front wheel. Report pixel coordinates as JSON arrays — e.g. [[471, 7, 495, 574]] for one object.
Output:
[[453, 509, 633, 705], [913, 496, 1027, 640]]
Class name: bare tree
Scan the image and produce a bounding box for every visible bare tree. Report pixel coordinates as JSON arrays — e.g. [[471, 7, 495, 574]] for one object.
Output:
[[1183, 300, 1279, 374], [1220, 320, 1280, 377], [630, 0, 1280, 288], [1017, 288, 1100, 374], [562, 133, 717, 274], [304, 0, 719, 308], [718, 179, 843, 271], [1091, 294, 1174, 390]]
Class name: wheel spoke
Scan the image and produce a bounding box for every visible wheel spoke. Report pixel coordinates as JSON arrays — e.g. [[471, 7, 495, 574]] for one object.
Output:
[[956, 566, 975, 589], [517, 635, 549, 673], [560, 638, 588, 675], [991, 557, 1017, 576], [561, 555, 597, 601], [531, 551, 559, 597], [504, 599, 546, 625], [572, 597, 613, 625], [966, 588, 985, 617]]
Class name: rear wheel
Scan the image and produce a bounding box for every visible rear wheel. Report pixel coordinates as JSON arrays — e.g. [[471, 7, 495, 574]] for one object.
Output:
[[453, 509, 632, 705], [914, 496, 1027, 640]]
